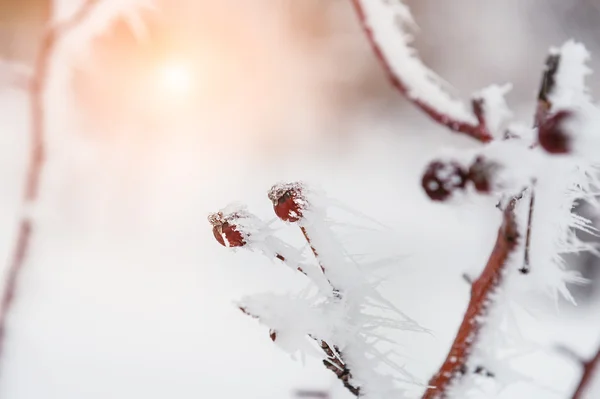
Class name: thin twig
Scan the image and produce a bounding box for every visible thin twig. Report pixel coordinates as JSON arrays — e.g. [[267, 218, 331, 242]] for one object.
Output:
[[0, 0, 100, 370], [521, 53, 562, 274], [350, 0, 492, 143]]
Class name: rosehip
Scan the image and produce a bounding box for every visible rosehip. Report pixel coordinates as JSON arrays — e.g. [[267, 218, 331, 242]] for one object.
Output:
[[268, 183, 305, 222], [538, 110, 572, 154], [421, 161, 468, 201], [208, 212, 246, 247], [468, 156, 498, 193]]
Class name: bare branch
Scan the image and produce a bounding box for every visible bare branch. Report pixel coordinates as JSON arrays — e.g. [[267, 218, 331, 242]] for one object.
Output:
[[0, 0, 102, 369], [350, 0, 493, 143]]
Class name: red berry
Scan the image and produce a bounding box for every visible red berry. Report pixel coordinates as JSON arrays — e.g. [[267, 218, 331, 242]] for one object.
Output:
[[269, 329, 277, 342], [212, 222, 245, 247], [208, 212, 246, 247], [468, 156, 498, 193], [268, 183, 305, 222], [538, 110, 572, 154], [422, 161, 468, 201]]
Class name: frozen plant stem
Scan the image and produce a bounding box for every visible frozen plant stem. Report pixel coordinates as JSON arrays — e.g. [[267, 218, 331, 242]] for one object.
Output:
[[421, 198, 519, 399], [208, 205, 360, 397], [0, 0, 100, 373], [521, 54, 561, 274], [269, 185, 359, 395], [351, 3, 567, 393], [350, 0, 492, 143]]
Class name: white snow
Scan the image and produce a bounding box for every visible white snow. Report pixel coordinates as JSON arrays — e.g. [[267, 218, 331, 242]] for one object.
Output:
[[359, 0, 478, 126]]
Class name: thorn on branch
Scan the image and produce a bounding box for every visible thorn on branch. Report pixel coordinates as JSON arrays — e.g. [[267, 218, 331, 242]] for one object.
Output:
[[462, 273, 473, 285], [473, 365, 495, 378]]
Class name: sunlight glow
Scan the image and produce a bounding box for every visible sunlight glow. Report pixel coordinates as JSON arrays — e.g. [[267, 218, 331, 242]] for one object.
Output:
[[158, 61, 193, 95]]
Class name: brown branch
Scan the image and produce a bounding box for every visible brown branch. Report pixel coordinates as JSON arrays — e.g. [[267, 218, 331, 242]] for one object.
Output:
[[521, 53, 562, 274], [0, 0, 100, 370], [350, 0, 492, 143], [570, 347, 600, 399], [421, 199, 519, 399], [420, 50, 564, 397]]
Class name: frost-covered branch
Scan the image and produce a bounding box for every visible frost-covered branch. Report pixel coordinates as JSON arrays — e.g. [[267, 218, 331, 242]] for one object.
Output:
[[415, 38, 599, 398], [570, 347, 600, 399], [351, 0, 509, 143], [421, 198, 519, 399], [0, 0, 152, 376], [0, 0, 103, 368], [210, 184, 428, 398]]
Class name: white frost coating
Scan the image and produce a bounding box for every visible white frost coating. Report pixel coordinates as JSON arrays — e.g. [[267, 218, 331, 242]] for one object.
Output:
[[528, 40, 600, 301], [528, 153, 596, 303], [235, 187, 428, 398], [474, 84, 514, 138], [361, 0, 477, 125], [548, 40, 592, 110], [478, 139, 541, 192], [544, 41, 600, 157], [239, 293, 330, 360], [209, 203, 334, 295]]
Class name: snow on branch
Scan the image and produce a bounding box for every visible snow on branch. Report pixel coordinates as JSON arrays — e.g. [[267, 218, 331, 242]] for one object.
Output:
[[351, 0, 514, 142], [0, 0, 153, 377], [210, 184, 428, 398], [416, 38, 599, 398], [421, 198, 520, 399], [537, 41, 600, 157]]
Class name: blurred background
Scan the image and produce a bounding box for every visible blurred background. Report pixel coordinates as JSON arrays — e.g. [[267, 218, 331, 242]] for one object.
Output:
[[0, 0, 600, 398]]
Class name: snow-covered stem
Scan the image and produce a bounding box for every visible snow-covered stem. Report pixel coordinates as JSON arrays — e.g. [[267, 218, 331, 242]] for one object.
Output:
[[238, 306, 361, 396], [570, 347, 600, 399], [0, 0, 100, 371], [421, 198, 519, 399], [350, 0, 493, 143], [208, 205, 359, 395], [520, 52, 561, 274]]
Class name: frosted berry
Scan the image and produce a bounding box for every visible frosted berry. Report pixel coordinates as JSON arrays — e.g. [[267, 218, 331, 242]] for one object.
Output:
[[268, 182, 305, 222], [538, 110, 572, 154], [208, 212, 246, 247], [468, 156, 497, 193], [422, 161, 468, 201]]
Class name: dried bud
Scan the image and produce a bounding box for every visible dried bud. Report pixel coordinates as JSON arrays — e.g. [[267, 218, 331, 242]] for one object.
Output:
[[421, 161, 468, 201], [538, 110, 572, 154], [208, 211, 246, 247], [268, 182, 306, 222], [269, 329, 277, 342], [468, 156, 499, 193]]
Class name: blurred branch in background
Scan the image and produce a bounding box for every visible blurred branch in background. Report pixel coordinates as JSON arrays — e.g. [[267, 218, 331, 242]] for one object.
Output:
[[0, 0, 100, 373], [294, 389, 330, 398]]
